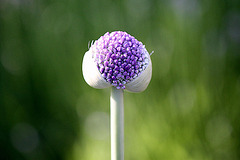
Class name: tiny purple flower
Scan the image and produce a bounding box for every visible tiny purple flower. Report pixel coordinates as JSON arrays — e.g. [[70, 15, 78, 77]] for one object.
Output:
[[91, 31, 149, 89]]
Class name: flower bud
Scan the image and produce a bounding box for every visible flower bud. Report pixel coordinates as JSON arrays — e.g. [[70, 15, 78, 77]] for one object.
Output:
[[82, 31, 152, 92]]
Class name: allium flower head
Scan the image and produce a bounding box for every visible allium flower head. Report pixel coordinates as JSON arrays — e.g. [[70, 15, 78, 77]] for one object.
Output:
[[83, 31, 152, 92]]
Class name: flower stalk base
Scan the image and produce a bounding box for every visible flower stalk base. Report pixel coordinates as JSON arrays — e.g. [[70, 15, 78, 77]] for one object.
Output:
[[110, 87, 124, 160]]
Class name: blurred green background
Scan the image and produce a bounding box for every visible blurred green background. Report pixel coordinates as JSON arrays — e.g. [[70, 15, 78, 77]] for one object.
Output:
[[1, 0, 240, 159]]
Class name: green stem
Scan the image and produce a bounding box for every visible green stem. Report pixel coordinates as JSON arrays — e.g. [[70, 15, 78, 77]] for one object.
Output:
[[110, 87, 124, 160]]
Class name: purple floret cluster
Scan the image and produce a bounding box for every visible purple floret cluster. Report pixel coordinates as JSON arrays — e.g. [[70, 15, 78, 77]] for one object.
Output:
[[91, 31, 149, 89]]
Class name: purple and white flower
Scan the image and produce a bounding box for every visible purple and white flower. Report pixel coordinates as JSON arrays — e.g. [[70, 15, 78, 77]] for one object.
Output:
[[82, 31, 152, 92]]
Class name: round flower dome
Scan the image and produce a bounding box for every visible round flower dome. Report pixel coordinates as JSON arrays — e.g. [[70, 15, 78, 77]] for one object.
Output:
[[82, 31, 152, 92]]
